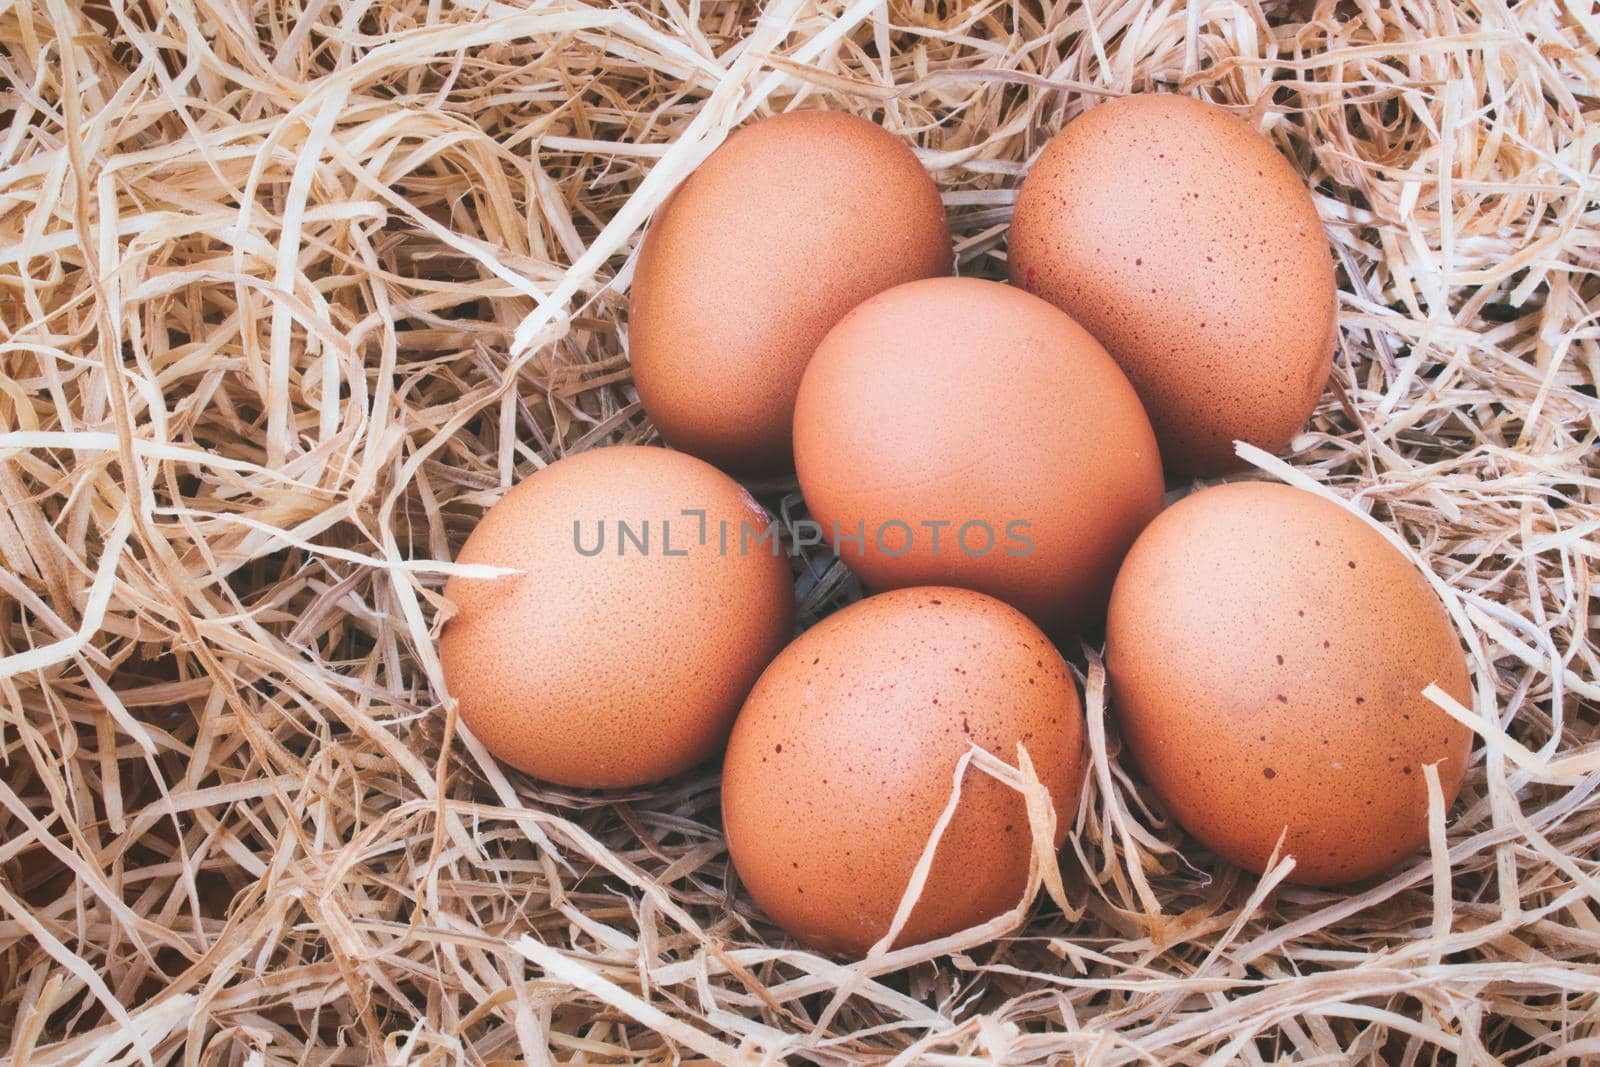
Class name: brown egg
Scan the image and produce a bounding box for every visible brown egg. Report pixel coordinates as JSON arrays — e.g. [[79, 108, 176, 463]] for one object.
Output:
[[1009, 94, 1337, 476], [440, 446, 793, 788], [1106, 482, 1473, 885], [629, 110, 952, 473], [722, 587, 1086, 958], [793, 276, 1163, 637]]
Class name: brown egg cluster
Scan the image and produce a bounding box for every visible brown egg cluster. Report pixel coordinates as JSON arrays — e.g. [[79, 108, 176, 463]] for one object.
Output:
[[440, 99, 1474, 960]]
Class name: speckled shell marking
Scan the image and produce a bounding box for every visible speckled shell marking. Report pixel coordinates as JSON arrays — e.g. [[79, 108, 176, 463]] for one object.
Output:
[[721, 586, 1087, 958], [629, 110, 953, 473], [1105, 482, 1473, 885], [793, 276, 1164, 637], [440, 446, 794, 789], [1009, 94, 1338, 476]]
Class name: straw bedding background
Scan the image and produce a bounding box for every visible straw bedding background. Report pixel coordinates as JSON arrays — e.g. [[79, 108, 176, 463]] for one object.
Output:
[[0, 0, 1596, 1062]]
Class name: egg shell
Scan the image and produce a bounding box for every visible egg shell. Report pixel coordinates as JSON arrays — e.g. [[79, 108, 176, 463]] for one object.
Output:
[[1009, 94, 1338, 476], [721, 586, 1086, 958], [1105, 482, 1473, 885], [440, 446, 794, 788], [793, 276, 1164, 637], [629, 110, 952, 473]]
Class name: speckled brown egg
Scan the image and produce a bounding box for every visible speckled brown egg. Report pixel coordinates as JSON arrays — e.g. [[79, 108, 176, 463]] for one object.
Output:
[[722, 587, 1086, 958], [440, 446, 793, 788], [629, 110, 952, 473], [1009, 94, 1338, 477], [793, 277, 1163, 637], [1106, 482, 1473, 885]]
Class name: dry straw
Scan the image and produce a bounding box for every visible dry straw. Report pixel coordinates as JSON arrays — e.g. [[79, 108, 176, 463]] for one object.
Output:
[[0, 0, 1596, 1061]]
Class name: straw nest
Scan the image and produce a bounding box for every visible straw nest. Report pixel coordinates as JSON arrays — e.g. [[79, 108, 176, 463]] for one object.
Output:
[[1, 0, 1597, 1062]]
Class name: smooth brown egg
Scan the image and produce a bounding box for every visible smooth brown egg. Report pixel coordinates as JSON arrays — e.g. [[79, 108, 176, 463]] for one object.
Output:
[[629, 110, 952, 473], [1106, 482, 1473, 885], [440, 446, 793, 788], [793, 276, 1163, 637], [1009, 94, 1338, 477], [722, 587, 1086, 958]]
